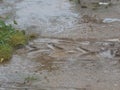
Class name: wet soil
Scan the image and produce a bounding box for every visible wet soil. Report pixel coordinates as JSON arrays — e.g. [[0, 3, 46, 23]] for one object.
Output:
[[0, 0, 120, 90]]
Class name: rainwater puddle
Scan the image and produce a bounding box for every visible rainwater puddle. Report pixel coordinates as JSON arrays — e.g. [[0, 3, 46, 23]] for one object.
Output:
[[105, 38, 120, 42], [99, 2, 110, 6], [14, 0, 79, 34], [103, 18, 120, 23], [99, 50, 114, 58], [0, 0, 80, 34]]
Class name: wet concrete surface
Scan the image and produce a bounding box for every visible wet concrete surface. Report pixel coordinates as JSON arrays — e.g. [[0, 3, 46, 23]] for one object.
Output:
[[0, 0, 120, 90]]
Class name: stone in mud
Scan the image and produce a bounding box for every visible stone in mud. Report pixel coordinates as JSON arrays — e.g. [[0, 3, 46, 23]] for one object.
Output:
[[114, 48, 120, 57]]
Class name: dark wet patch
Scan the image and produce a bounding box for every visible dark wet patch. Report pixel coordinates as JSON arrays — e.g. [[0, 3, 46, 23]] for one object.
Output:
[[33, 54, 59, 72], [81, 15, 103, 23]]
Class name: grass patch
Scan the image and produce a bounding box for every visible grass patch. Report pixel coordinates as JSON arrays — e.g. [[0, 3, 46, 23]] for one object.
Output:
[[0, 44, 13, 62], [9, 31, 27, 47], [0, 20, 27, 62]]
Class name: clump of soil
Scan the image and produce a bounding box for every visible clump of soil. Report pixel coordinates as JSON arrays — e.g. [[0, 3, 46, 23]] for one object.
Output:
[[28, 33, 39, 40], [81, 15, 103, 23]]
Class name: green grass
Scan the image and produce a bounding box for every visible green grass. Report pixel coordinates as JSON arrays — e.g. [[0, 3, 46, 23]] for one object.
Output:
[[0, 44, 13, 61], [0, 20, 27, 62]]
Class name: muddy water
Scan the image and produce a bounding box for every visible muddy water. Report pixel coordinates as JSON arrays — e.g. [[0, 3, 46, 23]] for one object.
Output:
[[4, 0, 79, 35], [0, 0, 120, 90]]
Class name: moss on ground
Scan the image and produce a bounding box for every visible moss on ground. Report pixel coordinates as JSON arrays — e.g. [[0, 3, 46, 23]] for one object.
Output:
[[9, 31, 27, 47], [0, 44, 13, 62]]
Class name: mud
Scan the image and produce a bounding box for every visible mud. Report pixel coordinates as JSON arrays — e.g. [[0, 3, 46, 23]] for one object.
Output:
[[0, 0, 120, 90]]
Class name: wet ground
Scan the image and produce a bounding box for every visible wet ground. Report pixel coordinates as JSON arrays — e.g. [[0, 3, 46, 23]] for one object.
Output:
[[0, 0, 120, 90]]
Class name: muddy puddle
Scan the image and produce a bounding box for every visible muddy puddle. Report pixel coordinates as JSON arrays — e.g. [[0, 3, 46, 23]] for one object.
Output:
[[0, 0, 120, 90]]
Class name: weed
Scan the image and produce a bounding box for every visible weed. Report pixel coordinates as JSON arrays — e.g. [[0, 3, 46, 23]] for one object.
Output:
[[25, 76, 37, 82], [0, 20, 15, 44], [0, 19, 27, 62], [0, 44, 13, 62]]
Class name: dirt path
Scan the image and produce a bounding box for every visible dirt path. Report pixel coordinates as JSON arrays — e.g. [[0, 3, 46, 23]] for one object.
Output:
[[0, 0, 120, 90]]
